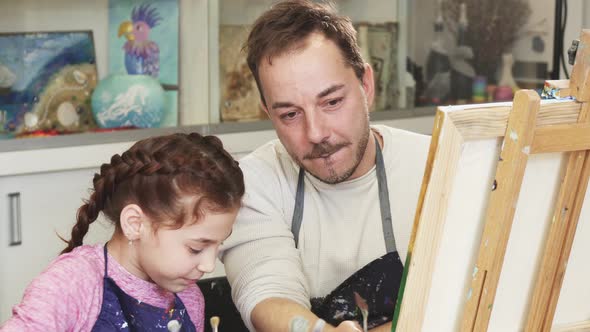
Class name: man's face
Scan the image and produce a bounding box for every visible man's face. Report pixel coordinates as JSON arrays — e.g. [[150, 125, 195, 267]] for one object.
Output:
[[259, 33, 375, 184]]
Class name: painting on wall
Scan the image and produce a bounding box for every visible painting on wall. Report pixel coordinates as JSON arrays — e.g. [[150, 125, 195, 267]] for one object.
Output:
[[356, 22, 400, 111], [108, 0, 178, 85], [0, 31, 99, 136], [108, 0, 179, 127], [219, 25, 267, 122]]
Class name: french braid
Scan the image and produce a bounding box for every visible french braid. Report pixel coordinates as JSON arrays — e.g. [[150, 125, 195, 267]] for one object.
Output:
[[61, 132, 244, 254]]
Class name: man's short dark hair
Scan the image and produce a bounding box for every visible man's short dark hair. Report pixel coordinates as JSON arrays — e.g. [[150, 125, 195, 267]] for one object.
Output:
[[244, 0, 365, 106]]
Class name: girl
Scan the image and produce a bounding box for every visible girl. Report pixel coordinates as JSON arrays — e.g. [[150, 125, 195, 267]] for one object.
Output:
[[0, 133, 244, 332]]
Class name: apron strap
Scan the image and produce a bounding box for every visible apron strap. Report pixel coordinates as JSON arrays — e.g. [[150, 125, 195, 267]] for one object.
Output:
[[292, 168, 306, 248], [291, 133, 397, 253], [375, 134, 396, 254], [103, 244, 109, 277]]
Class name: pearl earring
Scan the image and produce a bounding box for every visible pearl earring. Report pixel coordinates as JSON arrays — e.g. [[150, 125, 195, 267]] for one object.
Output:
[[128, 240, 133, 246]]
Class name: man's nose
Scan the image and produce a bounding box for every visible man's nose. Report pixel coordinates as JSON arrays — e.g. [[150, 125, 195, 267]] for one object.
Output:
[[305, 110, 329, 144]]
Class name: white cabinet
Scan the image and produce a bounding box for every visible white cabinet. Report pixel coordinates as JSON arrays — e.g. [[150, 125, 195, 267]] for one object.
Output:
[[0, 168, 113, 322]]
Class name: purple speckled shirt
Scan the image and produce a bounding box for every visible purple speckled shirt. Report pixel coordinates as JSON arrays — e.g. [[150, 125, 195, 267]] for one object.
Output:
[[0, 244, 205, 332]]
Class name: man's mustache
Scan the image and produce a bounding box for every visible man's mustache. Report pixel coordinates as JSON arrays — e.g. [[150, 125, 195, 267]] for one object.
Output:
[[304, 142, 350, 159]]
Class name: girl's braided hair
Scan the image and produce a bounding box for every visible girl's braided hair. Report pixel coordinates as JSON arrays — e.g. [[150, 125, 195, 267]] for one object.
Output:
[[61, 132, 244, 254]]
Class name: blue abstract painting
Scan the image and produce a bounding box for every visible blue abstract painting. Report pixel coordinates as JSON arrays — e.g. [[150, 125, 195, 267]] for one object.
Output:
[[0, 31, 98, 135], [108, 0, 179, 86]]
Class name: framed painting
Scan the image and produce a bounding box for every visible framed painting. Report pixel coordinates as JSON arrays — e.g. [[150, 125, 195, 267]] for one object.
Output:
[[108, 0, 179, 128], [0, 30, 98, 136], [108, 0, 178, 86]]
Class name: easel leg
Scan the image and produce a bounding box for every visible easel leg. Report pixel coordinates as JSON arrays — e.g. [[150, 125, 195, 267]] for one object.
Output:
[[460, 91, 541, 332], [525, 103, 590, 332]]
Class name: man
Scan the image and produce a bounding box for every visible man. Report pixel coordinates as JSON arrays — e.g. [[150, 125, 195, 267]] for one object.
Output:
[[220, 1, 430, 331]]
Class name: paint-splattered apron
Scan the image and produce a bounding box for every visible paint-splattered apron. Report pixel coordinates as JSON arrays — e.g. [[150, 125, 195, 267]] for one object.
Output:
[[291, 136, 402, 329], [91, 245, 197, 332]]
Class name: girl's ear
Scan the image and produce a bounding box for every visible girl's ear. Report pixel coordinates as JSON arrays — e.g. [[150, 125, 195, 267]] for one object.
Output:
[[120, 204, 144, 241]]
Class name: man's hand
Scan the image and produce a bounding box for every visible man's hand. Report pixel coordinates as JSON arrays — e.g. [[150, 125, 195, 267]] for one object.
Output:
[[329, 320, 363, 331], [330, 320, 391, 332], [368, 321, 392, 332]]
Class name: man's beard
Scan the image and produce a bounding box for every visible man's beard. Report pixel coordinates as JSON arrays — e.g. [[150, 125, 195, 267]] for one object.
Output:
[[295, 125, 371, 184]]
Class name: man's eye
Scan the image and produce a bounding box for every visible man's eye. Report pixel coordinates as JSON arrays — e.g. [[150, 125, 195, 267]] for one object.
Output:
[[281, 111, 298, 120], [327, 98, 343, 107]]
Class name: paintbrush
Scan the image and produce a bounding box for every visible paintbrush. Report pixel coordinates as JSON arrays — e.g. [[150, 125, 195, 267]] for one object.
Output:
[[167, 319, 181, 332], [210, 316, 220, 332], [209, 316, 221, 332], [354, 291, 368, 332]]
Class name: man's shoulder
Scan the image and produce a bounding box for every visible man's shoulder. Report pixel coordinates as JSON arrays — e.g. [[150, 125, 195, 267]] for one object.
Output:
[[239, 139, 296, 175], [373, 124, 431, 148]]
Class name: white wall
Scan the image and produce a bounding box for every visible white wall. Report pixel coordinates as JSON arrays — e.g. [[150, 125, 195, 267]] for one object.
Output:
[[560, 0, 584, 78], [219, 0, 398, 25]]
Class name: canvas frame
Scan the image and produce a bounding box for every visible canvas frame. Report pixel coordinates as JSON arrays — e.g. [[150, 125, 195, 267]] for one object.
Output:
[[393, 96, 586, 329]]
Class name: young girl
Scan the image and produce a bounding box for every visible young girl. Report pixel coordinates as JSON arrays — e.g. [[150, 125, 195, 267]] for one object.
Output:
[[0, 133, 244, 332]]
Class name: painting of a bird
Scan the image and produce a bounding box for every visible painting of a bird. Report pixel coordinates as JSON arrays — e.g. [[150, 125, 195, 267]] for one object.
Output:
[[117, 4, 161, 77]]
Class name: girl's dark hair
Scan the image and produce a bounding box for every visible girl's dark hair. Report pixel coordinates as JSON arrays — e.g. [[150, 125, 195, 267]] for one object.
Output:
[[245, 0, 365, 106], [61, 132, 244, 254]]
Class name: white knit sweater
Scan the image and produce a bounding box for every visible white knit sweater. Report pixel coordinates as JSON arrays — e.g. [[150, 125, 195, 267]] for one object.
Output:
[[220, 125, 430, 331]]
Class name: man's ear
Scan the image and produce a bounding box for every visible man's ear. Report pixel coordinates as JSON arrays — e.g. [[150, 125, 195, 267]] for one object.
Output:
[[261, 100, 271, 119], [120, 204, 144, 241], [361, 63, 375, 110]]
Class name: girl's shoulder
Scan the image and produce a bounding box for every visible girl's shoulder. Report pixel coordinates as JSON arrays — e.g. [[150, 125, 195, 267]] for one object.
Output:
[[43, 244, 105, 282], [2, 245, 106, 331], [26, 244, 105, 306]]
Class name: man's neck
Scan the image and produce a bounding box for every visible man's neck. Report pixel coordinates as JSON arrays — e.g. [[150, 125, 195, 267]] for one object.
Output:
[[347, 128, 381, 181]]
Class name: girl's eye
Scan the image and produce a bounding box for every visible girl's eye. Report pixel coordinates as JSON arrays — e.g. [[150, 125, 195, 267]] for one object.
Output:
[[188, 247, 202, 255]]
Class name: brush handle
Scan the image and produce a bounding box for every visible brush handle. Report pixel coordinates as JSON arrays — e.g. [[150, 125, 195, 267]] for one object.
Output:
[[210, 316, 220, 332]]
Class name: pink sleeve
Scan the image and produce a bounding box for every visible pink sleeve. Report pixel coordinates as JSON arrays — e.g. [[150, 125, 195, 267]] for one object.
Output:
[[0, 251, 103, 331], [179, 284, 205, 332]]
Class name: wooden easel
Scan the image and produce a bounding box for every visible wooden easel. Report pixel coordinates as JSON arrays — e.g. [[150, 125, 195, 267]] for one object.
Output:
[[460, 30, 590, 331]]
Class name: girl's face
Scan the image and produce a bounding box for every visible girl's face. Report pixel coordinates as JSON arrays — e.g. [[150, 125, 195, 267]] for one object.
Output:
[[134, 200, 237, 293]]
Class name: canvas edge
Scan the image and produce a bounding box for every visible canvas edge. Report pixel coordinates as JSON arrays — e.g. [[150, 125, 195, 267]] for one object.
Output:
[[396, 107, 465, 331]]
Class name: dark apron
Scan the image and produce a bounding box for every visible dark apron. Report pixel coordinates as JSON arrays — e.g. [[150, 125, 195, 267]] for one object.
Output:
[[291, 135, 403, 329], [92, 245, 197, 332]]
